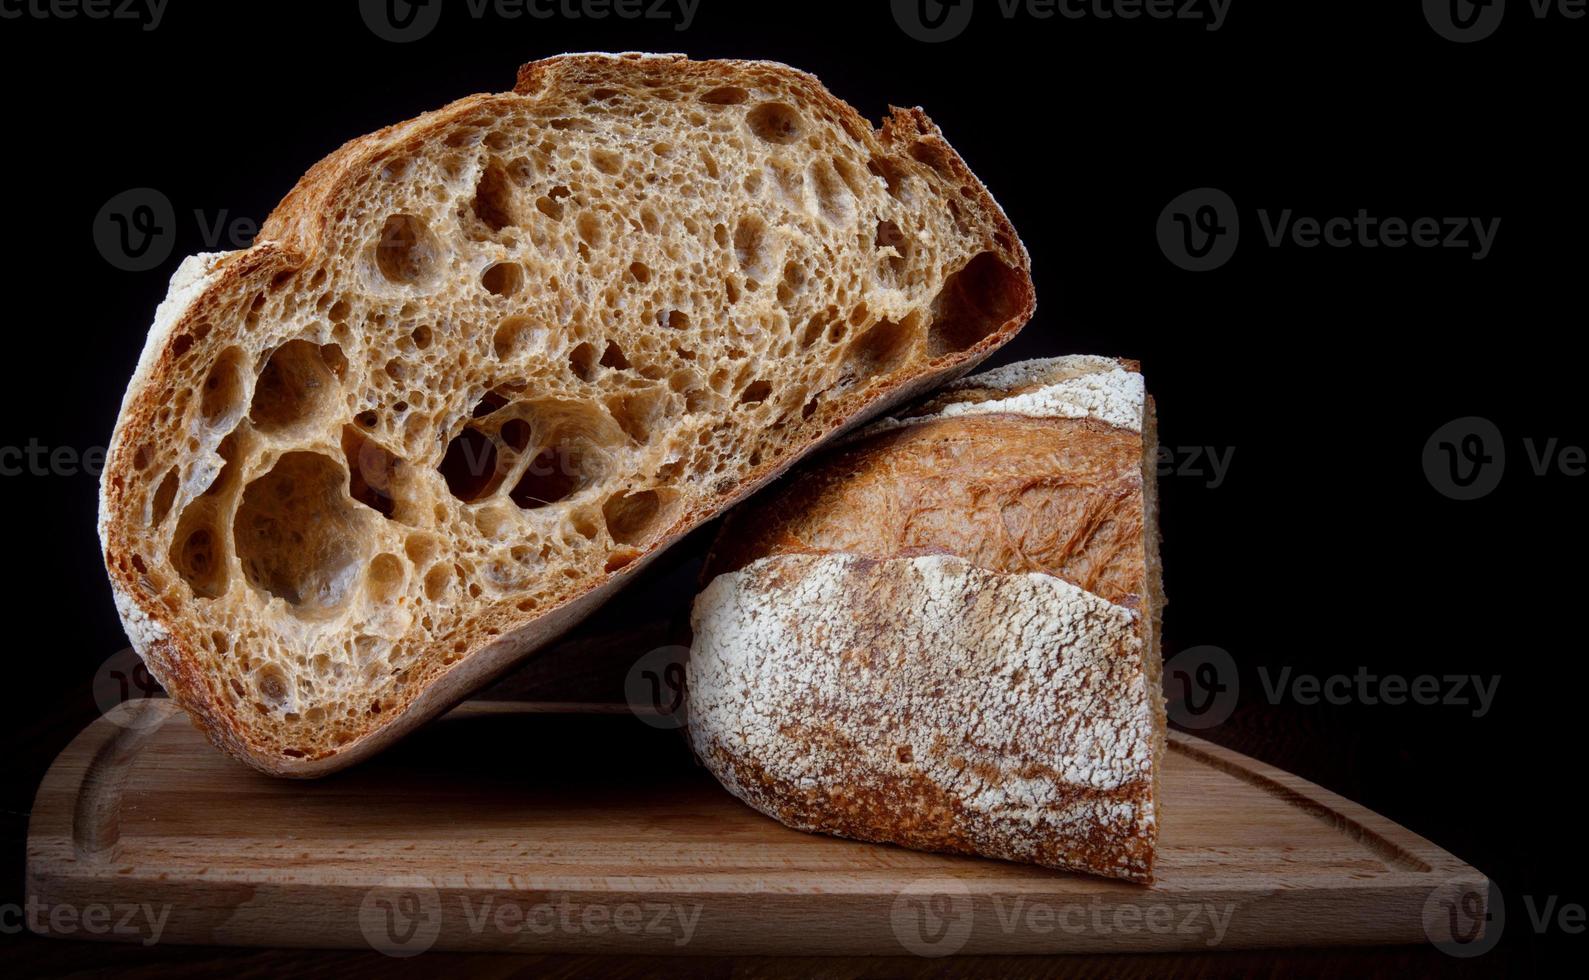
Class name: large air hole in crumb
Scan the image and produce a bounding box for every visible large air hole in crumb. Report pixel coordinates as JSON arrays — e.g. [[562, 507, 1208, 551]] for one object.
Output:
[[204, 432, 244, 499], [733, 215, 769, 278], [868, 156, 908, 198], [341, 426, 404, 519], [500, 418, 533, 452], [367, 553, 405, 603], [234, 452, 368, 617], [746, 102, 803, 144], [374, 214, 442, 284], [739, 380, 773, 404], [606, 389, 665, 444], [811, 160, 854, 227], [171, 503, 228, 599], [199, 346, 247, 427], [591, 148, 624, 174], [482, 262, 523, 296], [602, 489, 676, 547], [925, 252, 1028, 357], [438, 427, 502, 502], [506, 401, 621, 510], [472, 160, 516, 231], [150, 468, 178, 526], [472, 390, 509, 418], [569, 342, 598, 381], [493, 315, 545, 360], [510, 450, 579, 509], [599, 341, 630, 371], [847, 316, 919, 377], [909, 140, 956, 177], [536, 186, 572, 221], [701, 85, 749, 105], [249, 340, 342, 433], [256, 666, 290, 709], [423, 564, 453, 601], [875, 220, 912, 283]]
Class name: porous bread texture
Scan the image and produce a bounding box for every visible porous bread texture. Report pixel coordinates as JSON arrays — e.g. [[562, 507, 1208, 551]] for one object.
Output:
[[97, 53, 1034, 775], [689, 552, 1157, 880], [689, 356, 1164, 881]]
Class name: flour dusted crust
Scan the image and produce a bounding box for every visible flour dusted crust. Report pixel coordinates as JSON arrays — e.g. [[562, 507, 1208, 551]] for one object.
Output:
[[97, 54, 1033, 775], [690, 553, 1157, 880], [688, 356, 1164, 881]]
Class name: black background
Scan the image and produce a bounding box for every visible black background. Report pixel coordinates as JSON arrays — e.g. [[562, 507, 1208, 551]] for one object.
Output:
[[1, 0, 1583, 974]]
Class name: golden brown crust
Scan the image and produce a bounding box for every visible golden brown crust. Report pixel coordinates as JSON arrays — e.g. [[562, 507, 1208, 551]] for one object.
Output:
[[704, 413, 1146, 608], [688, 357, 1163, 881], [98, 53, 1034, 776]]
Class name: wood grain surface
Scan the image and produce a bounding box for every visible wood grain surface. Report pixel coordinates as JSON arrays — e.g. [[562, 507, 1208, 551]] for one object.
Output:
[[24, 699, 1486, 957]]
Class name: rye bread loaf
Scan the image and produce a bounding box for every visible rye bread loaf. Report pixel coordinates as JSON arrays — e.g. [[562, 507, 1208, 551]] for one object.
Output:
[[687, 356, 1164, 881], [97, 53, 1034, 776]]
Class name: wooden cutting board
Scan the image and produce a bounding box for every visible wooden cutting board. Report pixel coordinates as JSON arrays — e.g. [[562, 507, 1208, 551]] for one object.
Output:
[[26, 699, 1487, 956]]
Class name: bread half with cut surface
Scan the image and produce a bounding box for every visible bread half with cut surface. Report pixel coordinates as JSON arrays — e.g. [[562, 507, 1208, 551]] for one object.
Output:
[[688, 356, 1165, 882], [97, 53, 1034, 776]]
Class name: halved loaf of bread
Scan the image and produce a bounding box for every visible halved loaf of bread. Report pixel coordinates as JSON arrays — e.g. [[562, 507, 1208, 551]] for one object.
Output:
[[687, 356, 1164, 881], [97, 53, 1034, 775]]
